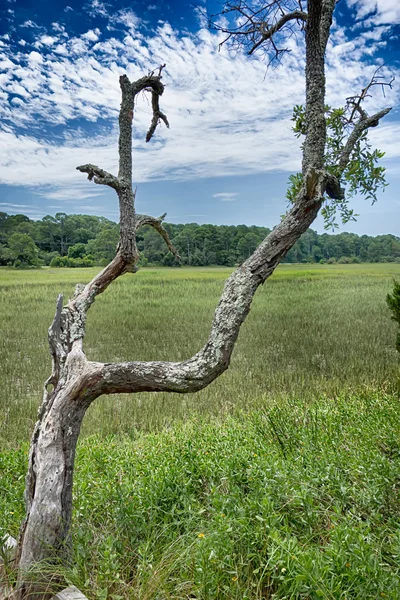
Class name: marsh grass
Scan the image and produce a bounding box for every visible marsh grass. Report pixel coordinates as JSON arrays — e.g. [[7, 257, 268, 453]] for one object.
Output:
[[1, 264, 399, 447]]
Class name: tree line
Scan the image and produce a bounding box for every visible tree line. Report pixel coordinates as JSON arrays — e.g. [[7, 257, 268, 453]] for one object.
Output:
[[1, 211, 400, 268]]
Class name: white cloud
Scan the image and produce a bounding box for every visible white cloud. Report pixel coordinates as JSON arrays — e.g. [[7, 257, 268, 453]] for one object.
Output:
[[0, 203, 45, 219], [82, 29, 101, 42], [110, 9, 140, 31], [0, 202, 34, 209], [85, 0, 109, 18], [0, 15, 398, 203], [54, 44, 69, 56], [28, 51, 43, 64], [78, 204, 109, 211], [347, 0, 400, 24], [21, 20, 38, 28], [213, 192, 238, 201], [52, 23, 65, 33], [36, 35, 58, 47]]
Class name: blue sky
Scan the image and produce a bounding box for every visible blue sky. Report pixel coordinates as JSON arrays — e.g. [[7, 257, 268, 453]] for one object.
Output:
[[0, 0, 399, 234]]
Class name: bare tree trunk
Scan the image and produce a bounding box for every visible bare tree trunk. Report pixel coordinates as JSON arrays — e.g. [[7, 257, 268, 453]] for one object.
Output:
[[15, 316, 102, 598], [13, 70, 172, 599], [11, 7, 391, 597]]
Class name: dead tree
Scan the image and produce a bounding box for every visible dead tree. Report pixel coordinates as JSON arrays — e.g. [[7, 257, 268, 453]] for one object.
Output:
[[10, 1, 391, 597]]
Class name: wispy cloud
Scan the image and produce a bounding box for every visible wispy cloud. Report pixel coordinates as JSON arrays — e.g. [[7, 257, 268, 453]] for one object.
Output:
[[0, 11, 398, 203], [213, 192, 238, 201], [0, 202, 45, 218], [0, 202, 36, 209], [20, 20, 39, 28], [84, 0, 109, 18]]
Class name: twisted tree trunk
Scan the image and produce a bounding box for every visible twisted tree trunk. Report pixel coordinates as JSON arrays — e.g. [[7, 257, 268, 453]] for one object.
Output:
[[11, 4, 391, 597]]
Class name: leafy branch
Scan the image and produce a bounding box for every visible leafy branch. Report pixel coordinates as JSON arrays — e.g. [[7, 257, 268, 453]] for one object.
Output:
[[287, 103, 389, 230]]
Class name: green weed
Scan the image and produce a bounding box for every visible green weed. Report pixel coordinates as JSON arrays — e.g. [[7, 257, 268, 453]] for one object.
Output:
[[1, 392, 400, 598]]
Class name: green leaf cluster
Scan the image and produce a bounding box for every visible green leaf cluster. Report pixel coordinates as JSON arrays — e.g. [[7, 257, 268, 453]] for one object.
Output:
[[287, 104, 388, 229]]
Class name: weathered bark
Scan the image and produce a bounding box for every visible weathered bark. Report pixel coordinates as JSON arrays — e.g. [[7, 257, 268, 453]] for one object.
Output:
[[54, 586, 88, 600], [12, 3, 391, 597], [14, 71, 171, 599]]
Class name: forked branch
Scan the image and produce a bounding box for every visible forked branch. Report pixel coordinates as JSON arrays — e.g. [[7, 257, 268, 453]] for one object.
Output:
[[208, 1, 307, 59], [72, 67, 171, 314], [338, 107, 391, 172], [76, 164, 120, 190], [248, 10, 307, 54], [346, 65, 395, 124], [136, 213, 180, 260], [333, 67, 394, 174], [146, 91, 170, 142]]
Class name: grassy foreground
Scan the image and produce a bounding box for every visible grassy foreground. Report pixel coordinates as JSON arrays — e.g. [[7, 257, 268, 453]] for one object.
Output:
[[1, 264, 400, 598], [2, 393, 400, 598]]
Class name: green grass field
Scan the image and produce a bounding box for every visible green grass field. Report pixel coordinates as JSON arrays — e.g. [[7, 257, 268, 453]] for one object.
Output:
[[1, 264, 400, 598], [0, 264, 399, 447]]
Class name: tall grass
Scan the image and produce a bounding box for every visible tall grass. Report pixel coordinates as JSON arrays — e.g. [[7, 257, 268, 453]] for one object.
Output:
[[1, 264, 400, 598], [2, 392, 400, 598], [0, 264, 399, 448]]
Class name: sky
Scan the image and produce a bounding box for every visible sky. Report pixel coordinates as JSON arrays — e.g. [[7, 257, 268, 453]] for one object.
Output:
[[0, 0, 399, 235]]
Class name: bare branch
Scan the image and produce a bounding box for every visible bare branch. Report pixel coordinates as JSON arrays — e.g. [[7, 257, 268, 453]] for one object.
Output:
[[76, 164, 120, 190], [72, 69, 171, 319], [338, 107, 391, 172], [136, 213, 180, 260], [208, 1, 307, 60], [146, 89, 170, 142], [131, 73, 165, 97], [117, 70, 169, 182], [346, 65, 395, 124], [248, 10, 307, 54], [118, 69, 170, 145]]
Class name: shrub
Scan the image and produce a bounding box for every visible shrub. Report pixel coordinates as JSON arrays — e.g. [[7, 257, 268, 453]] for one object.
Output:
[[386, 279, 400, 354], [50, 256, 95, 268]]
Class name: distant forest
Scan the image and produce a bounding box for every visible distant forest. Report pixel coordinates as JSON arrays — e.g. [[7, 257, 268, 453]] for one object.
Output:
[[1, 211, 400, 268]]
